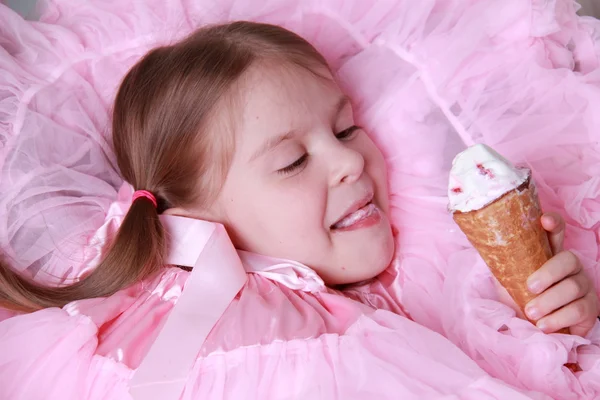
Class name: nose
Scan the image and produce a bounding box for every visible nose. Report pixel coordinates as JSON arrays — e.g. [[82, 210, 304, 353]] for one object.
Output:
[[329, 143, 365, 186]]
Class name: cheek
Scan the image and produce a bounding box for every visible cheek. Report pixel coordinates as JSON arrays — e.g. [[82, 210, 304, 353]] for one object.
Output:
[[271, 186, 327, 235], [363, 145, 390, 211], [216, 174, 265, 244], [251, 196, 328, 259], [220, 175, 329, 252]]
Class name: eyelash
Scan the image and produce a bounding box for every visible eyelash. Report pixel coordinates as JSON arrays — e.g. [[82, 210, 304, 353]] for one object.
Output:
[[278, 153, 308, 175], [336, 125, 360, 140], [277, 126, 360, 175]]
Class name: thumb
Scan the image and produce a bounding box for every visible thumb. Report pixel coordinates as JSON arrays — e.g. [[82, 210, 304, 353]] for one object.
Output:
[[541, 212, 565, 254]]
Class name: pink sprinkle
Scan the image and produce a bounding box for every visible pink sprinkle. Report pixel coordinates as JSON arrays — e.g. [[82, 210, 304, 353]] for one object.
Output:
[[451, 187, 463, 194], [476, 163, 495, 179]]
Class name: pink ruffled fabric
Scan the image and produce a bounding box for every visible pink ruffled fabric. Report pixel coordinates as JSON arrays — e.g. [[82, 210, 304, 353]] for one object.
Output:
[[1, 0, 600, 398], [1, 246, 550, 399]]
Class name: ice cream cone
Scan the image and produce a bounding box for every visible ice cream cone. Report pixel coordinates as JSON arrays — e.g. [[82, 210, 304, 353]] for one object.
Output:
[[448, 145, 576, 372], [453, 176, 569, 334]]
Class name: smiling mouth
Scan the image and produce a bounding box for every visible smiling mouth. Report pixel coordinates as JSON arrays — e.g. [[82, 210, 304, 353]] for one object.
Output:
[[331, 201, 378, 230]]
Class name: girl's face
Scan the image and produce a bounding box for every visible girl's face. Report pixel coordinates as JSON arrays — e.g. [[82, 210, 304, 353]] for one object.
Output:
[[211, 64, 394, 285]]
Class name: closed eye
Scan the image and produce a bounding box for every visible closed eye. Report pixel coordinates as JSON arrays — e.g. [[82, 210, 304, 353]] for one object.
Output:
[[336, 125, 360, 140], [277, 153, 308, 175]]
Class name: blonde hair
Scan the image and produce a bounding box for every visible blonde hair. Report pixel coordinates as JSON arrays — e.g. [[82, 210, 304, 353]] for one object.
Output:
[[0, 21, 330, 312]]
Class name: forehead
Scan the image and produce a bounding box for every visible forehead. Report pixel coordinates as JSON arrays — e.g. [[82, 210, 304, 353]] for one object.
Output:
[[233, 63, 343, 153]]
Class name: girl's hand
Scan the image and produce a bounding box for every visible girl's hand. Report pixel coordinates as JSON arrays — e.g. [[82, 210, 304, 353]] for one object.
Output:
[[524, 213, 599, 337]]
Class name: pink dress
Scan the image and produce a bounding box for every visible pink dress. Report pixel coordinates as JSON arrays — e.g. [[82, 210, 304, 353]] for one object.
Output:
[[0, 213, 549, 399], [2, 0, 600, 399]]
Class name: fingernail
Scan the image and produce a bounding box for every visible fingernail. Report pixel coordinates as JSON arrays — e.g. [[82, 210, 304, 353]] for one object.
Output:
[[537, 320, 548, 331], [526, 306, 541, 320], [528, 280, 542, 294]]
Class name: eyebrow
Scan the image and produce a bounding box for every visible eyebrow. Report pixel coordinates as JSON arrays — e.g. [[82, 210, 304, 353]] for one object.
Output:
[[250, 95, 351, 162], [250, 129, 298, 162]]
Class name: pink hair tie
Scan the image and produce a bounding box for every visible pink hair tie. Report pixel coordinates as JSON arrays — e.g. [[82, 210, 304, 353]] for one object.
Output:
[[132, 190, 158, 208]]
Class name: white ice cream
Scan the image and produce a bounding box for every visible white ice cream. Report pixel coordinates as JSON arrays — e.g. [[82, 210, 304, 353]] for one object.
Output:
[[448, 144, 529, 212]]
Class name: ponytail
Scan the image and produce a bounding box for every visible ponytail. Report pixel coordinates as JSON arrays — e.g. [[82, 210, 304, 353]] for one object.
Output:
[[0, 197, 165, 312]]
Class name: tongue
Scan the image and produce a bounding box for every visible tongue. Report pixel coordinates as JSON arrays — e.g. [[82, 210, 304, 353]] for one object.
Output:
[[332, 203, 375, 229]]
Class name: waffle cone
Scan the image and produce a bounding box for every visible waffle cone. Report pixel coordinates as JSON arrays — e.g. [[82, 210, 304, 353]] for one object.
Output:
[[453, 177, 558, 327]]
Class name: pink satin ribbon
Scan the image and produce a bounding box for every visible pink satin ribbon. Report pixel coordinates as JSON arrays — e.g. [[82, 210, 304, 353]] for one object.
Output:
[[239, 250, 325, 293], [129, 215, 247, 400]]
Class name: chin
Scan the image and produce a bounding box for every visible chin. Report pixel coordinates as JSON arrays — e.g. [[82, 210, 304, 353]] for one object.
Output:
[[361, 244, 395, 279], [320, 215, 395, 286], [328, 237, 395, 286], [362, 220, 396, 275]]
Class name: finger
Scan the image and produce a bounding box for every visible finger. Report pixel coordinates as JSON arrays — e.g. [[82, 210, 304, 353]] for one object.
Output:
[[535, 293, 595, 334], [541, 212, 565, 254], [525, 273, 589, 321], [527, 251, 581, 294]]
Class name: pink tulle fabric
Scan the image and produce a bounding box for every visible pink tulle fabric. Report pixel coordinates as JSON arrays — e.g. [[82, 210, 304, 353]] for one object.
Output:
[[2, 0, 600, 399]]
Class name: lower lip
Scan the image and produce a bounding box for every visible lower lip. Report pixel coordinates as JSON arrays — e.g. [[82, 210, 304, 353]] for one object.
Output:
[[331, 204, 382, 232]]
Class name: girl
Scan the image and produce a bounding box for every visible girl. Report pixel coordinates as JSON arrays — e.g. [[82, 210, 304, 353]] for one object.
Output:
[[0, 21, 598, 400]]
